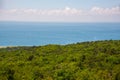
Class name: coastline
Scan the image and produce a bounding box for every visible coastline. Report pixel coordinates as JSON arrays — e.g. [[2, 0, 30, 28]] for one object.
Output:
[[0, 46, 7, 48], [0, 40, 119, 49], [0, 46, 17, 49]]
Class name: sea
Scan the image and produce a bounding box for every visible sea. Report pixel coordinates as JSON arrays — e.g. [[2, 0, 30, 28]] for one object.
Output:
[[0, 22, 120, 46]]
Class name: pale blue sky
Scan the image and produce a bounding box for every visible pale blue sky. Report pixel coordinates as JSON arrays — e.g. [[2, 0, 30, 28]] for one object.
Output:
[[1, 0, 120, 9], [0, 0, 120, 22]]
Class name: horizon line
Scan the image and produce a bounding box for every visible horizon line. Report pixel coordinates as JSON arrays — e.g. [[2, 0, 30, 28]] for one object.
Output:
[[0, 21, 120, 23]]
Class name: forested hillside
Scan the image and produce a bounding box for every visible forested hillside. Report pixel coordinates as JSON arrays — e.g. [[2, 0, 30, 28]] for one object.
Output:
[[0, 40, 120, 80]]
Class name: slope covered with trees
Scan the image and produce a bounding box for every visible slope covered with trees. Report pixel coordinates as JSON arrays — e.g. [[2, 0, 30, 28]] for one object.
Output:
[[0, 40, 120, 80]]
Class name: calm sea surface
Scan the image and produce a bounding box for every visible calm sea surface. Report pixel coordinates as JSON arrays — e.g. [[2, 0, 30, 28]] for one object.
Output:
[[0, 22, 120, 46]]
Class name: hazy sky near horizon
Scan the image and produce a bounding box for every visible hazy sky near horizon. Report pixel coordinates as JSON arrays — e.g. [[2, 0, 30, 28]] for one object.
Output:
[[0, 0, 120, 22]]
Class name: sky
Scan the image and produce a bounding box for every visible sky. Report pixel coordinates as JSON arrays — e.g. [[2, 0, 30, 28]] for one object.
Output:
[[0, 0, 120, 22]]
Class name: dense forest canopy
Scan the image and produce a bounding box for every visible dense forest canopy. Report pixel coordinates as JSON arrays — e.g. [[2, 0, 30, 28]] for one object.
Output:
[[0, 40, 120, 80]]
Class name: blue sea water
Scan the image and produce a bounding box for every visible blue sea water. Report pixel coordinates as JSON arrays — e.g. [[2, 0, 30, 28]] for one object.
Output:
[[0, 22, 120, 46]]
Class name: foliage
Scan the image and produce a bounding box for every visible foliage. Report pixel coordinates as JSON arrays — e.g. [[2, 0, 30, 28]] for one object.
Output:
[[0, 40, 120, 80]]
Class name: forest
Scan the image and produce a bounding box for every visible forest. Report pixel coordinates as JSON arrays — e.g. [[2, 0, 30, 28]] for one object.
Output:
[[0, 40, 120, 80]]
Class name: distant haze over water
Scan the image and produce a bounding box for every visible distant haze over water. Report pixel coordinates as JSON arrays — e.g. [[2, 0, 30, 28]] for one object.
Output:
[[0, 22, 120, 46]]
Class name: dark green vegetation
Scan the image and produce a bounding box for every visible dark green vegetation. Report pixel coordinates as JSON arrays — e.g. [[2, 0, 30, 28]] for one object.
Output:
[[0, 40, 120, 80]]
